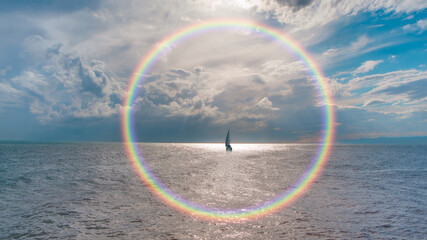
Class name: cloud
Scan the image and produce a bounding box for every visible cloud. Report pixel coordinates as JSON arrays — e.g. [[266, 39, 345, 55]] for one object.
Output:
[[329, 69, 427, 119], [255, 0, 427, 29], [252, 75, 265, 85], [132, 54, 318, 134], [368, 24, 385, 28], [320, 35, 379, 66], [375, 78, 427, 101], [0, 1, 322, 137], [403, 18, 427, 33], [354, 60, 383, 74], [22, 0, 424, 79], [319, 35, 399, 71], [1, 0, 426, 142], [363, 99, 387, 106], [137, 67, 275, 128], [388, 55, 397, 62], [349, 35, 371, 51], [0, 82, 23, 107], [347, 69, 427, 92], [2, 35, 124, 122], [274, 0, 315, 11], [136, 68, 222, 122], [256, 97, 279, 110]]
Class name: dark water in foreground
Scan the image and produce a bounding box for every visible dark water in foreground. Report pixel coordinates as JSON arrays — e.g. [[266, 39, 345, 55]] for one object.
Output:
[[0, 143, 426, 239]]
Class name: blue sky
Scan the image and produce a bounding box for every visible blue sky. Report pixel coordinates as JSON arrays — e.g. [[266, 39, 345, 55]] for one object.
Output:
[[0, 0, 426, 142]]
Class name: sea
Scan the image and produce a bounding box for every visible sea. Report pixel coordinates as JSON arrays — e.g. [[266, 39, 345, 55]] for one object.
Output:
[[0, 142, 426, 239]]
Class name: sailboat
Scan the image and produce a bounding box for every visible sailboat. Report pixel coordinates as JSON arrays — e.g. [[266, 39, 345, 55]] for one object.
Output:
[[225, 129, 232, 151]]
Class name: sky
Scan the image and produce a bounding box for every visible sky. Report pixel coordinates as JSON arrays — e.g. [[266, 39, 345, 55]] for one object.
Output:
[[0, 0, 426, 143]]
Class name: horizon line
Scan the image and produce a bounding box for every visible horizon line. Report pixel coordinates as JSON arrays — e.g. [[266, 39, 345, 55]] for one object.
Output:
[[1, 138, 426, 144]]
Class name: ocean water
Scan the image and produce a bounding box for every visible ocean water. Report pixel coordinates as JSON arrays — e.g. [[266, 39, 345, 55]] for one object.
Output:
[[0, 142, 426, 239]]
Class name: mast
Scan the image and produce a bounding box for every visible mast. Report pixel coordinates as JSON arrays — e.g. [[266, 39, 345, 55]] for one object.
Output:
[[225, 129, 230, 147]]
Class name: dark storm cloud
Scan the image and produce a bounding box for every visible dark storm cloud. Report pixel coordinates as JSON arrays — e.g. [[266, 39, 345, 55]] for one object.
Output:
[[376, 79, 427, 101], [39, 42, 107, 97], [3, 35, 122, 122], [78, 64, 105, 97], [0, 0, 100, 13], [274, 0, 315, 11], [252, 75, 265, 85]]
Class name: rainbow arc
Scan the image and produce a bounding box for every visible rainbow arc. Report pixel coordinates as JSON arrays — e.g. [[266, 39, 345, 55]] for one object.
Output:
[[121, 19, 335, 221]]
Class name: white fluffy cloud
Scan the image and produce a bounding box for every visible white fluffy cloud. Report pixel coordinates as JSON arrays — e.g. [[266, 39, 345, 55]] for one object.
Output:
[[354, 60, 383, 74], [257, 97, 279, 110]]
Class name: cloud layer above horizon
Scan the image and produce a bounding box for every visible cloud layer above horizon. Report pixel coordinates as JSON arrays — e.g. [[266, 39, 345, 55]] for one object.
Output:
[[0, 0, 426, 142]]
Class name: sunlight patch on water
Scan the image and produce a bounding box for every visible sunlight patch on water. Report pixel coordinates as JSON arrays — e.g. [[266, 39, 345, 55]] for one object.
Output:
[[183, 143, 302, 152]]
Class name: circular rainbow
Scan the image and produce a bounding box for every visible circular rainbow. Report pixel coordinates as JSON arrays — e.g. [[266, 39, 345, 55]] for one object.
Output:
[[121, 19, 335, 222]]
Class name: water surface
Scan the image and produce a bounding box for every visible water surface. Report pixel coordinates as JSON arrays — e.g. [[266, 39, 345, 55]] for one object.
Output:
[[1, 143, 426, 239]]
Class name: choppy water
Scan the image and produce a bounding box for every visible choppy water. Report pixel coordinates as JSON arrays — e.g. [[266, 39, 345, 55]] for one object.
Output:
[[0, 143, 426, 239]]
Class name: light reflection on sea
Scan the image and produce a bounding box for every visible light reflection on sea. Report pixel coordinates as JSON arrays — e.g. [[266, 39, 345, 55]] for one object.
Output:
[[0, 143, 426, 239]]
